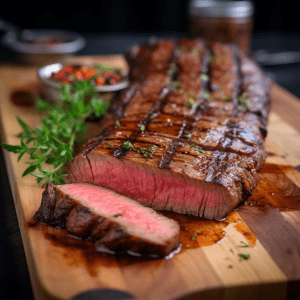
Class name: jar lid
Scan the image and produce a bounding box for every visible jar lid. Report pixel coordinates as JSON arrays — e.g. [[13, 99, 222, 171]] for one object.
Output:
[[189, 0, 254, 18]]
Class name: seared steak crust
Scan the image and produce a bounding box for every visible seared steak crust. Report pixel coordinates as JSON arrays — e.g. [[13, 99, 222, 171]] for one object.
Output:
[[68, 38, 271, 220], [34, 183, 180, 257]]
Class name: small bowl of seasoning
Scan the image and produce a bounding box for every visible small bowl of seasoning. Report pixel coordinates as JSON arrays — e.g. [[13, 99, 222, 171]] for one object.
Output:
[[1, 29, 86, 65], [37, 62, 129, 101]]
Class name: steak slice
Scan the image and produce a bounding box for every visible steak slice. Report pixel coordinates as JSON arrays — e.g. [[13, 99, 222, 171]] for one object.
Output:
[[34, 183, 181, 257], [68, 38, 271, 221]]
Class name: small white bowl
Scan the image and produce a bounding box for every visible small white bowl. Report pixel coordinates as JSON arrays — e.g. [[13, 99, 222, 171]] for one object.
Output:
[[37, 62, 129, 101], [1, 29, 86, 65]]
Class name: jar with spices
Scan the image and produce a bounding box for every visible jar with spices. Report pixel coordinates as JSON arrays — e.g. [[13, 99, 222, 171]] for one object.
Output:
[[188, 0, 254, 55]]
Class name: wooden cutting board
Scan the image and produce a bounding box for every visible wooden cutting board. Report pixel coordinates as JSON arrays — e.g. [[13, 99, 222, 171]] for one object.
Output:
[[0, 56, 300, 300]]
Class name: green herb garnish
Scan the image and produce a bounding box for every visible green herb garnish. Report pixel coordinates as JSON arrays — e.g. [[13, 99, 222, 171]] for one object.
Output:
[[142, 152, 153, 159], [191, 48, 199, 54], [191, 236, 196, 240], [240, 241, 250, 247], [201, 91, 210, 99], [115, 120, 121, 127], [191, 144, 206, 153], [181, 134, 191, 139], [122, 142, 156, 159], [167, 81, 181, 90], [1, 80, 110, 186], [208, 56, 215, 63], [237, 89, 251, 111], [238, 253, 250, 261], [167, 62, 177, 75], [238, 105, 247, 112], [142, 145, 156, 152], [107, 143, 114, 147], [140, 124, 146, 132], [188, 98, 197, 109], [113, 213, 123, 218], [201, 74, 209, 81], [208, 56, 223, 63], [123, 141, 134, 149]]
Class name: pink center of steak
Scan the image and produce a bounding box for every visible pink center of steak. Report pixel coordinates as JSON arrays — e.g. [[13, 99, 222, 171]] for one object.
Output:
[[60, 183, 175, 239], [71, 153, 229, 220]]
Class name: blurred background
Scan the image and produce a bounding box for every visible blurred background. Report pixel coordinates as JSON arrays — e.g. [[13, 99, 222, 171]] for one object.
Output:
[[0, 0, 298, 35], [1, 0, 300, 96], [0, 1, 300, 299]]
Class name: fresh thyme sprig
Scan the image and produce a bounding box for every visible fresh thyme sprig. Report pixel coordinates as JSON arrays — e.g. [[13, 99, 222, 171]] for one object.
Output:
[[1, 79, 110, 186]]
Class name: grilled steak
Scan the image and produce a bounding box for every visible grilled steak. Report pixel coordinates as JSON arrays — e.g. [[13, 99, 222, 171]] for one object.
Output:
[[68, 38, 271, 220], [34, 183, 180, 257]]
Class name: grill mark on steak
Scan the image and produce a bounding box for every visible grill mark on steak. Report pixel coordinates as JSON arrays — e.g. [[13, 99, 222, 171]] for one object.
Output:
[[157, 39, 208, 169], [204, 150, 223, 183], [158, 140, 180, 169], [112, 83, 173, 159], [82, 128, 110, 156], [112, 41, 182, 159], [148, 113, 264, 157]]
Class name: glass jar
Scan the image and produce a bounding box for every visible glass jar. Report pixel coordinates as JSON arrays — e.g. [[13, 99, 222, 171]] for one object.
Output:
[[188, 0, 254, 55]]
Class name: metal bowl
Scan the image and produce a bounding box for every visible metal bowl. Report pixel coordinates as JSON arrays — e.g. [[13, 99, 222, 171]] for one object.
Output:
[[37, 62, 129, 102], [1, 29, 86, 65]]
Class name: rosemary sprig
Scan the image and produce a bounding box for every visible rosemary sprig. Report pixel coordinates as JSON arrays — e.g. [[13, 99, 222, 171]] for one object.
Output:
[[1, 79, 110, 186]]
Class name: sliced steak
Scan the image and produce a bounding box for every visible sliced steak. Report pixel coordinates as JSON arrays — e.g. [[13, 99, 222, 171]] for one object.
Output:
[[68, 38, 271, 221], [34, 183, 181, 257]]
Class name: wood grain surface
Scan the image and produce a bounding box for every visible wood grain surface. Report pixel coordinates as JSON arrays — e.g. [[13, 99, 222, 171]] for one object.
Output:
[[0, 56, 299, 300]]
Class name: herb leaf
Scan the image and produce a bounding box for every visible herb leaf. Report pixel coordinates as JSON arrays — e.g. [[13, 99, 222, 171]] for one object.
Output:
[[240, 241, 250, 247], [123, 141, 134, 149], [1, 79, 109, 186], [167, 81, 181, 90], [181, 134, 191, 139], [140, 124, 146, 132], [237, 89, 251, 111], [188, 98, 197, 109], [113, 213, 123, 218], [238, 253, 250, 261], [191, 144, 206, 153]]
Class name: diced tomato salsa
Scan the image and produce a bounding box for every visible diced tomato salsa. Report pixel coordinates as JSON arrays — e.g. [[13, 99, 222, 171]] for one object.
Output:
[[50, 64, 124, 86]]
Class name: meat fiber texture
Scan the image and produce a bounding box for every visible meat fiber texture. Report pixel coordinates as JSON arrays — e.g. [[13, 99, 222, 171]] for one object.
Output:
[[34, 183, 181, 257], [68, 38, 272, 221]]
